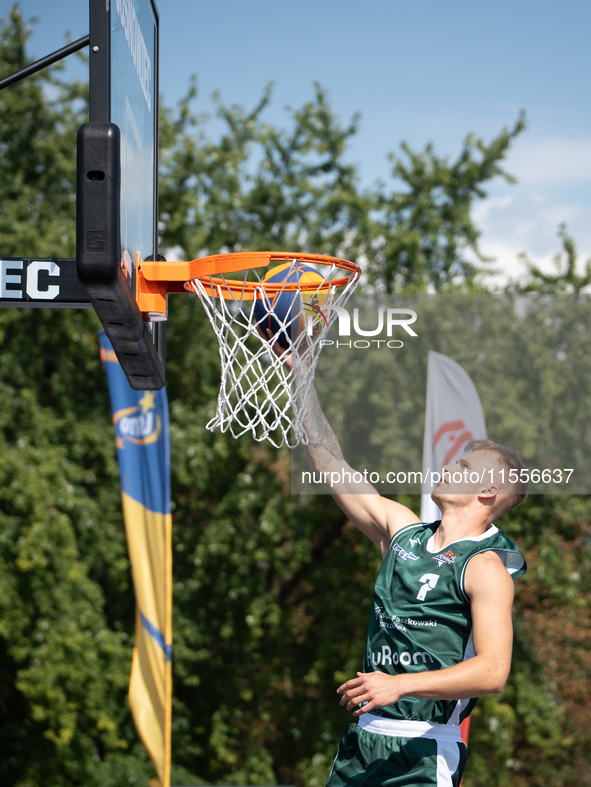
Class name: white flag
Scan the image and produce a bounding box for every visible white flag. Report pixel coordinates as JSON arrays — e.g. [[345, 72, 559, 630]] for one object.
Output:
[[421, 352, 487, 523]]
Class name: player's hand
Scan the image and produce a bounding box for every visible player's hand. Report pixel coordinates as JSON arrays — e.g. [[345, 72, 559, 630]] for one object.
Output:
[[337, 672, 405, 716], [256, 326, 293, 371]]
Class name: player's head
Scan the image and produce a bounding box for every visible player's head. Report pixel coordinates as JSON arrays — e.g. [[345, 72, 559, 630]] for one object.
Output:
[[432, 438, 528, 519]]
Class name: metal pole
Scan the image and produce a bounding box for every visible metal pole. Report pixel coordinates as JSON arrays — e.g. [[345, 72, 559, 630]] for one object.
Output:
[[0, 35, 90, 92]]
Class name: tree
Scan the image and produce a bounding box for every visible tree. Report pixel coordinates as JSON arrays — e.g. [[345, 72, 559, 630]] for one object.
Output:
[[370, 113, 526, 292], [510, 223, 591, 294], [158, 82, 526, 294]]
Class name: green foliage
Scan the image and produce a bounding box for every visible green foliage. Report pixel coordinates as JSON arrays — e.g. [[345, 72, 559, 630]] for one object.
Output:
[[0, 5, 589, 787], [510, 223, 591, 294], [371, 112, 526, 292], [159, 80, 373, 263], [0, 314, 139, 786], [159, 79, 525, 294], [463, 494, 591, 787]]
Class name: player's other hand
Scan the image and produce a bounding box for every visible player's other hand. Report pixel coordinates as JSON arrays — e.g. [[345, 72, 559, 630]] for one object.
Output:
[[337, 672, 403, 716]]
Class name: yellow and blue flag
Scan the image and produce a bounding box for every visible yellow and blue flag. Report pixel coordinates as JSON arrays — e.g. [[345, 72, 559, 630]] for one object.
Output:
[[100, 332, 172, 787]]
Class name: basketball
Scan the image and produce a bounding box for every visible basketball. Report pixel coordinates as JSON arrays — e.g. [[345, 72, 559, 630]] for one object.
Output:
[[254, 262, 325, 348]]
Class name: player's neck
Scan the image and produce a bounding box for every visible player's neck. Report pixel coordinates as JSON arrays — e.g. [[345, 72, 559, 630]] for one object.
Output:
[[433, 510, 493, 550]]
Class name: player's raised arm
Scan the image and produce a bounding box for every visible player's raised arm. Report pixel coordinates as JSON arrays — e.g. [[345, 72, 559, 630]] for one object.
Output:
[[302, 382, 420, 554]]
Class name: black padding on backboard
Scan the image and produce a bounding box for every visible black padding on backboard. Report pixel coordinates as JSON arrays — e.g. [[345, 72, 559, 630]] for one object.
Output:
[[76, 122, 165, 390], [76, 122, 121, 286]]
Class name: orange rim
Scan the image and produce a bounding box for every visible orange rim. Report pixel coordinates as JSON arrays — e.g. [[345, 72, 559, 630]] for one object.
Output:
[[184, 252, 361, 301]]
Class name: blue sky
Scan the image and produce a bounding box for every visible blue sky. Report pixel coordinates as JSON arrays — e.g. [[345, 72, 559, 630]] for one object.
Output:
[[10, 0, 591, 282]]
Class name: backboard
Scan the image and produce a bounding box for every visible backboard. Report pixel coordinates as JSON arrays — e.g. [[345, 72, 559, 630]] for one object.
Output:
[[76, 0, 164, 389], [110, 0, 159, 295]]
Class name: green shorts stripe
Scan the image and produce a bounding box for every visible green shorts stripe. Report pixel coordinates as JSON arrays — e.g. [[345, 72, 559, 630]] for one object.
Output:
[[326, 724, 467, 787]]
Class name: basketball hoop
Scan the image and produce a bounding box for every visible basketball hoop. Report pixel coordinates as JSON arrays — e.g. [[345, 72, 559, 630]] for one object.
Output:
[[184, 252, 361, 448]]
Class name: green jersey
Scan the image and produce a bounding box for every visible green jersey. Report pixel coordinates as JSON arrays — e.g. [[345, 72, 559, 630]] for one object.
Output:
[[365, 521, 526, 725]]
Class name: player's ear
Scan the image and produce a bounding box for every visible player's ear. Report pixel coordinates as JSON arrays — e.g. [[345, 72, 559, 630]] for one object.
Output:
[[478, 484, 498, 500]]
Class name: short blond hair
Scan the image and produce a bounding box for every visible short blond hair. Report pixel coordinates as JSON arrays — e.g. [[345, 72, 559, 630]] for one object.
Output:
[[464, 438, 528, 516]]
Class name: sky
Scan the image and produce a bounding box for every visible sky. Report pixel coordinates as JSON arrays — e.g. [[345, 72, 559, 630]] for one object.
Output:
[[10, 0, 591, 284]]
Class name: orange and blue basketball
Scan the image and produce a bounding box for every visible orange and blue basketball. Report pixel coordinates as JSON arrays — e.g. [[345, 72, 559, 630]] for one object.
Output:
[[254, 262, 325, 348]]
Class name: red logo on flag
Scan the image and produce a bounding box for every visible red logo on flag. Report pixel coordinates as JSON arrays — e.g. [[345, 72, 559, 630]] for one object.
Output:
[[432, 420, 473, 467]]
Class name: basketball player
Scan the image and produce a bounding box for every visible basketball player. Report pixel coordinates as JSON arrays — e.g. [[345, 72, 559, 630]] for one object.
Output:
[[299, 381, 528, 787]]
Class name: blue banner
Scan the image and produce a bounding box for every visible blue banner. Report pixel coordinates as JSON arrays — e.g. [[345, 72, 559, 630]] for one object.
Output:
[[100, 331, 172, 787]]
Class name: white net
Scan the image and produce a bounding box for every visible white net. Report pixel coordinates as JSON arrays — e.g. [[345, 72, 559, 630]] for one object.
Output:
[[186, 257, 360, 448]]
